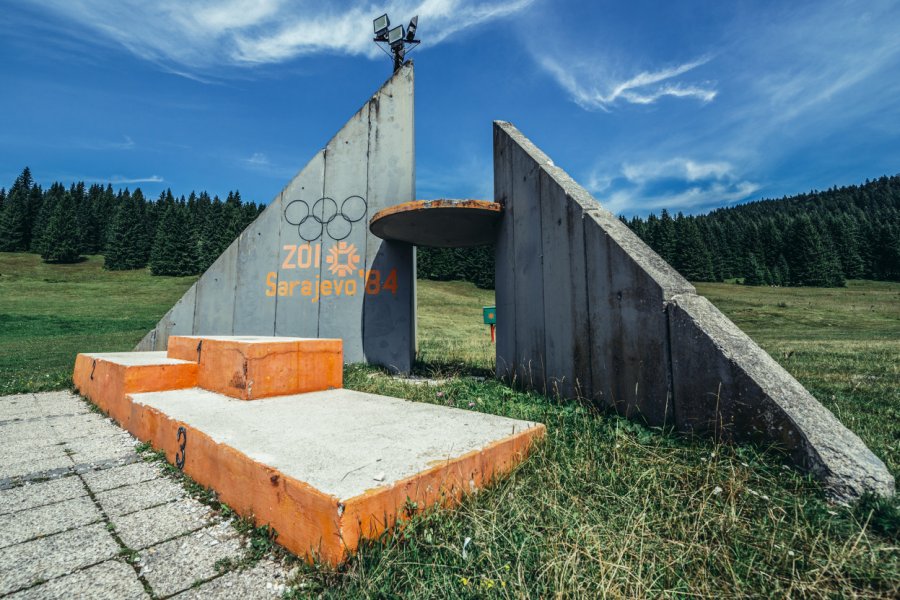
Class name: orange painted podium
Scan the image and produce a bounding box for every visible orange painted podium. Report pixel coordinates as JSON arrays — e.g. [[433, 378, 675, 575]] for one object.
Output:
[[73, 336, 544, 565]]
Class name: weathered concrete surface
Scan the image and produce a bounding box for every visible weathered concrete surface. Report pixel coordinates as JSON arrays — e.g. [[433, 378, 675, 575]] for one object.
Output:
[[132, 387, 543, 501], [493, 120, 894, 500], [137, 64, 416, 372], [0, 391, 291, 598], [363, 65, 417, 372], [369, 199, 502, 247], [668, 294, 895, 499], [122, 385, 544, 564]]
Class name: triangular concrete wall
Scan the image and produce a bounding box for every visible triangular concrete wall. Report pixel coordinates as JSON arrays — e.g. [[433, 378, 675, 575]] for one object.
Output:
[[137, 65, 416, 373], [493, 121, 893, 500]]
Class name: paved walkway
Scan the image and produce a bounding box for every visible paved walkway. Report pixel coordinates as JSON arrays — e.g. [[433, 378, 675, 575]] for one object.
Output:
[[0, 391, 293, 599]]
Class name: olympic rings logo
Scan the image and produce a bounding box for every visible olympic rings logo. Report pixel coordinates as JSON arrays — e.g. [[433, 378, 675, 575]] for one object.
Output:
[[283, 195, 368, 242]]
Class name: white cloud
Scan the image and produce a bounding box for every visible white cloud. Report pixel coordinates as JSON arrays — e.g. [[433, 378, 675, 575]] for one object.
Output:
[[244, 152, 270, 167], [586, 157, 758, 216], [80, 135, 135, 151], [621, 158, 734, 184], [32, 0, 534, 73], [601, 180, 759, 215], [538, 55, 716, 111], [240, 151, 297, 179], [108, 175, 164, 184]]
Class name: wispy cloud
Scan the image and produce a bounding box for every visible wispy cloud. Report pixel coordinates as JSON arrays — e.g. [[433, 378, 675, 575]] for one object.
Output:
[[621, 158, 734, 184], [31, 1, 533, 75], [538, 55, 716, 111], [240, 151, 297, 179], [107, 175, 164, 184], [244, 152, 270, 167], [80, 135, 135, 151], [586, 158, 758, 216]]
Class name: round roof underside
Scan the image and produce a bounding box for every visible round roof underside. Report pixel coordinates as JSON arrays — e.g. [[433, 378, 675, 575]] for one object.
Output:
[[369, 199, 502, 247]]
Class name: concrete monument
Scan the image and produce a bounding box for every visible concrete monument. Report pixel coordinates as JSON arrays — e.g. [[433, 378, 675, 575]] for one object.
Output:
[[137, 65, 417, 373]]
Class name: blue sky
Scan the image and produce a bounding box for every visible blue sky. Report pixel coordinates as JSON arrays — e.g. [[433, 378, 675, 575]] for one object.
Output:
[[2, 0, 899, 217]]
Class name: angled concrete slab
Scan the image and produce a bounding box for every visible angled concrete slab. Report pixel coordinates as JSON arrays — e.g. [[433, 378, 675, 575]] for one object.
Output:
[[138, 65, 416, 373], [492, 120, 893, 500]]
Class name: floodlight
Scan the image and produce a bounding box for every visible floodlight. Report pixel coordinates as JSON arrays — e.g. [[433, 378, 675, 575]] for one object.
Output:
[[388, 24, 405, 47], [372, 13, 421, 72], [373, 14, 390, 37]]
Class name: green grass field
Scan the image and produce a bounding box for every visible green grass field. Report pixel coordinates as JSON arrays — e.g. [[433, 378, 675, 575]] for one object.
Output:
[[1, 252, 898, 597]]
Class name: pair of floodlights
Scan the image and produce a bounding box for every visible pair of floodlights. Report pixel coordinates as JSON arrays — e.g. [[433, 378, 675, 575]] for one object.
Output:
[[373, 14, 419, 72]]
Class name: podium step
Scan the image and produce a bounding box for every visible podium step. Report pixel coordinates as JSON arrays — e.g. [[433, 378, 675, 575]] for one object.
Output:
[[73, 352, 198, 426], [126, 387, 544, 564], [166, 336, 342, 400]]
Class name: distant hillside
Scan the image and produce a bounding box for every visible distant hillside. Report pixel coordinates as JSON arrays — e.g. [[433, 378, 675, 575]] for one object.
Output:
[[625, 175, 900, 286], [418, 174, 900, 289]]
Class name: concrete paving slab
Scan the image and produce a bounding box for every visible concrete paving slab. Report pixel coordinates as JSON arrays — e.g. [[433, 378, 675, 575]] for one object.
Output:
[[171, 560, 290, 599], [0, 455, 74, 480], [5, 559, 148, 600], [0, 476, 86, 515], [65, 433, 139, 464], [0, 443, 69, 469], [0, 522, 119, 595], [95, 478, 185, 517], [137, 522, 243, 597], [115, 498, 214, 550], [0, 394, 42, 421], [0, 495, 102, 548], [0, 421, 56, 446], [132, 387, 541, 500], [81, 461, 163, 493], [34, 391, 91, 418]]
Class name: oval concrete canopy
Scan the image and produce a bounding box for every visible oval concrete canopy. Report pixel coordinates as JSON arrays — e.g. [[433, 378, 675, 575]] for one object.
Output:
[[369, 199, 502, 247]]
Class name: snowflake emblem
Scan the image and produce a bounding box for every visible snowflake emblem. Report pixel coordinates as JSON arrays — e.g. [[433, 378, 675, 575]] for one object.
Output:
[[326, 241, 360, 277]]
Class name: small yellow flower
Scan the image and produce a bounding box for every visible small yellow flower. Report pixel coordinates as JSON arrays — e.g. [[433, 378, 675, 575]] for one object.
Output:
[[459, 577, 469, 586]]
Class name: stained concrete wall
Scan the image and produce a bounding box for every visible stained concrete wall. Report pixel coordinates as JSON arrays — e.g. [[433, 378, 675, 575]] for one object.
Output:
[[137, 65, 416, 372], [493, 121, 894, 500]]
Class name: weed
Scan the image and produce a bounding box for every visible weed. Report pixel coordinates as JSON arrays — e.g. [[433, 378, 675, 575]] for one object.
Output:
[[118, 547, 139, 563]]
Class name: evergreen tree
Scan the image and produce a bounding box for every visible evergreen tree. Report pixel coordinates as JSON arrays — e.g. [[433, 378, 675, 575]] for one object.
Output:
[[0, 168, 33, 251], [76, 182, 101, 254], [25, 181, 44, 251], [872, 223, 900, 280], [674, 217, 715, 281], [656, 209, 677, 264], [197, 194, 221, 271], [0, 191, 28, 251], [0, 188, 5, 213], [41, 191, 81, 263], [743, 254, 766, 286], [785, 216, 844, 287], [32, 182, 64, 256], [105, 190, 148, 270], [149, 204, 196, 276]]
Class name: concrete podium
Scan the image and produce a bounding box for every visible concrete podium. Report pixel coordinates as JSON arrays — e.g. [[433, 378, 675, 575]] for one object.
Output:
[[73, 337, 544, 564]]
